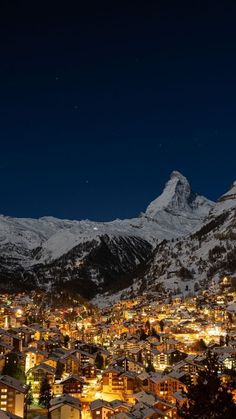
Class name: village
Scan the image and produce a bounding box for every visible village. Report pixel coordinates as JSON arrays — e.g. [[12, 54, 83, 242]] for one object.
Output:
[[0, 275, 235, 419]]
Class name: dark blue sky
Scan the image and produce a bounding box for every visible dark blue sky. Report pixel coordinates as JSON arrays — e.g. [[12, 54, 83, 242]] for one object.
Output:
[[0, 0, 236, 221]]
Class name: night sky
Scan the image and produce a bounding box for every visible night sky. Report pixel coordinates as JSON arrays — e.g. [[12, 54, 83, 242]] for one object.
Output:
[[1, 1, 236, 221]]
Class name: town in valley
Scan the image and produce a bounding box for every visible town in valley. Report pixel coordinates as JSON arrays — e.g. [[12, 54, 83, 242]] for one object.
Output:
[[0, 275, 235, 418]]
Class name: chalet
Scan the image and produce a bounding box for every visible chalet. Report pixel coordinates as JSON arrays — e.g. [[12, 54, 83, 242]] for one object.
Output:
[[151, 349, 187, 371], [130, 401, 168, 418], [148, 372, 187, 401], [60, 375, 84, 397], [28, 324, 47, 341], [11, 326, 34, 348], [113, 356, 145, 374], [81, 363, 96, 379], [0, 375, 27, 418], [102, 367, 124, 394], [0, 342, 13, 356], [25, 348, 47, 372], [27, 362, 55, 384], [49, 394, 82, 419], [72, 349, 96, 368], [110, 400, 130, 414], [44, 354, 60, 369], [0, 331, 22, 353], [60, 354, 80, 375], [90, 399, 114, 419], [27, 363, 56, 397]]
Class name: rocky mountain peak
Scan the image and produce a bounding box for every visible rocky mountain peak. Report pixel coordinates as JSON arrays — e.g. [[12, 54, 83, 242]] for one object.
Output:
[[145, 171, 213, 220], [3, 171, 236, 303], [212, 180, 236, 216], [170, 170, 188, 181], [223, 181, 236, 197]]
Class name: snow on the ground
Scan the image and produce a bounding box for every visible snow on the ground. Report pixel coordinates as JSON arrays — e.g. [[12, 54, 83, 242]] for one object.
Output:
[[0, 171, 215, 265]]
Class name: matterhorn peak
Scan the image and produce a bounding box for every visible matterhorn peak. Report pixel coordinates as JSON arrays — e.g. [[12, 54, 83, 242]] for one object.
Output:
[[170, 170, 188, 181], [145, 170, 213, 221], [145, 170, 191, 217]]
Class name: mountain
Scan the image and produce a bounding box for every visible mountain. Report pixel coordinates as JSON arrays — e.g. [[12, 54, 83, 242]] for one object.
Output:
[[0, 171, 213, 265], [146, 171, 212, 218], [131, 180, 236, 301], [143, 171, 213, 238], [1, 170, 233, 301]]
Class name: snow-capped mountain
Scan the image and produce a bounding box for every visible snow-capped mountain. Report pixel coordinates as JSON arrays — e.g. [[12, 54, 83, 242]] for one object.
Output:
[[1, 170, 235, 301], [0, 171, 213, 267], [133, 180, 236, 300], [145, 171, 212, 218], [143, 171, 213, 239], [211, 180, 236, 216]]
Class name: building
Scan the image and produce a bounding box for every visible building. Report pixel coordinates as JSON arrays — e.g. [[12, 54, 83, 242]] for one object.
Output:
[[102, 367, 138, 400], [27, 363, 56, 398], [0, 375, 27, 418], [113, 357, 145, 374], [90, 399, 115, 419], [90, 399, 130, 418], [151, 349, 186, 371], [49, 394, 82, 419], [60, 375, 84, 397], [0, 410, 22, 418], [149, 373, 187, 401], [25, 348, 47, 372]]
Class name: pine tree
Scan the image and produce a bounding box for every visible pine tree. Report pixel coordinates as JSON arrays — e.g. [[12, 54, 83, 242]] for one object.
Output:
[[146, 361, 155, 373], [179, 352, 236, 419], [139, 328, 148, 341], [145, 320, 151, 333], [39, 376, 52, 412], [2, 352, 25, 383], [192, 338, 207, 352], [95, 352, 104, 370], [63, 334, 70, 348], [151, 326, 158, 337], [26, 382, 33, 409], [159, 319, 164, 332], [55, 361, 65, 380]]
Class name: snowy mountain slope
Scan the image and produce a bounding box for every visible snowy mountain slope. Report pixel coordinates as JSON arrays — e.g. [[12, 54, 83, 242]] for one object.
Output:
[[210, 181, 236, 216], [140, 180, 236, 298], [0, 171, 217, 297], [21, 234, 153, 299], [145, 171, 212, 219], [0, 171, 213, 269]]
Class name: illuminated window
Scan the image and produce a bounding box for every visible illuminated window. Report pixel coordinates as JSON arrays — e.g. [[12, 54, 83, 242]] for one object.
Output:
[[1, 390, 7, 393], [1, 401, 7, 405], [1, 395, 7, 399]]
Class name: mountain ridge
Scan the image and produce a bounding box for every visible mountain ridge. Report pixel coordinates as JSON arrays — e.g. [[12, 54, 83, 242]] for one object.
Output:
[[0, 171, 235, 303], [0, 171, 213, 267]]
